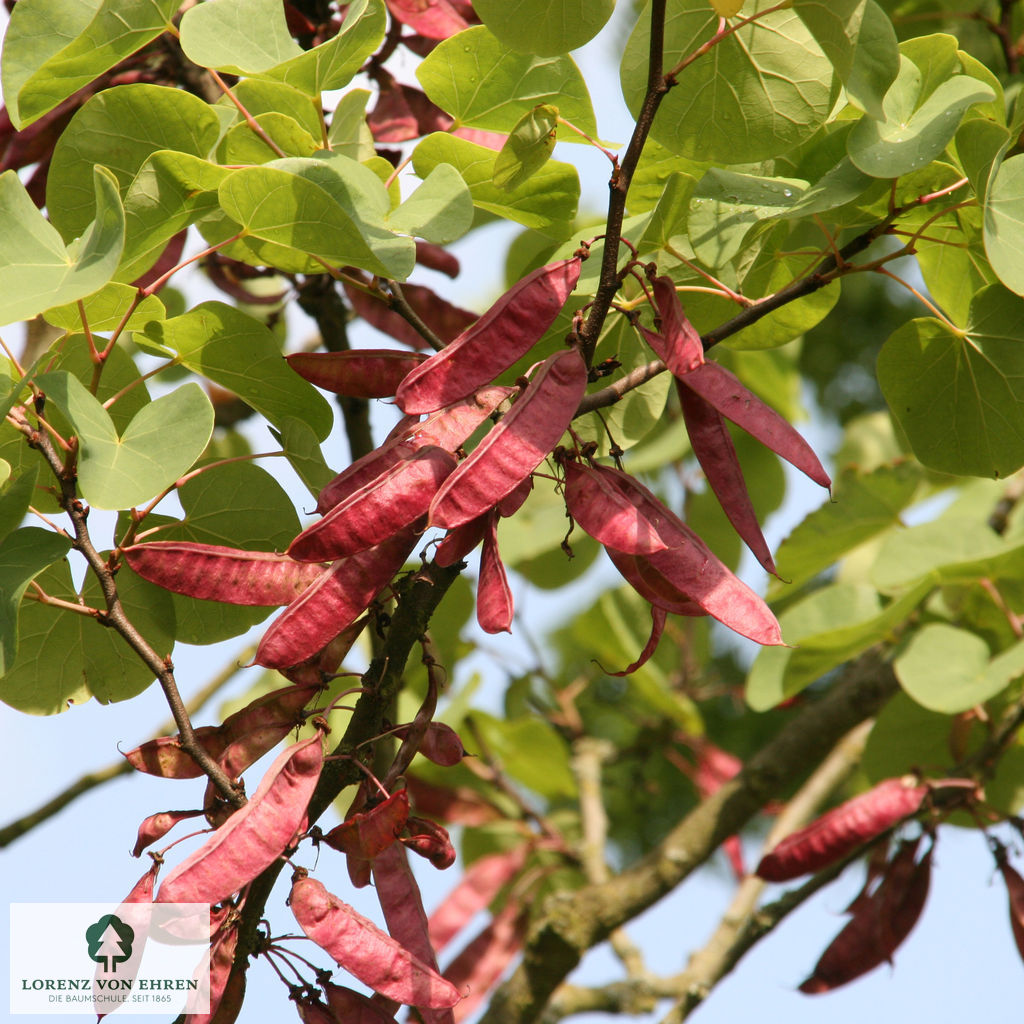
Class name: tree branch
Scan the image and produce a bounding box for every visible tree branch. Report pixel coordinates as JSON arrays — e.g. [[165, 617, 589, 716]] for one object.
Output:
[[478, 651, 899, 1024]]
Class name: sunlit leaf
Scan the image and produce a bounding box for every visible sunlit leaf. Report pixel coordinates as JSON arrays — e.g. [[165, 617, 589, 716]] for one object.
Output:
[[472, 0, 614, 56]]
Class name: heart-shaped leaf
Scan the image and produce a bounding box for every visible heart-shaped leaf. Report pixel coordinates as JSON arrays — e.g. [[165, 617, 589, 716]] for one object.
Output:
[[35, 372, 214, 510]]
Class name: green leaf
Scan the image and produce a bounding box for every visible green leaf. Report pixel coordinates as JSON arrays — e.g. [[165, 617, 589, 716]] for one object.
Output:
[[862, 690, 954, 784], [745, 581, 930, 710], [621, 0, 834, 164], [956, 118, 1009, 207], [412, 133, 579, 231], [770, 460, 922, 595], [493, 105, 559, 190], [46, 85, 221, 240], [119, 151, 228, 283], [877, 285, 1024, 478], [0, 528, 72, 675], [269, 417, 336, 500], [260, 0, 385, 95], [179, 0, 302, 74], [2, 0, 178, 127], [468, 711, 577, 800], [228, 79, 324, 139], [139, 302, 333, 442], [417, 26, 597, 138], [387, 164, 474, 244], [0, 557, 175, 714], [636, 172, 698, 250], [36, 372, 214, 510], [0, 167, 124, 325], [870, 517, 1024, 594], [846, 56, 994, 179], [688, 169, 808, 269], [44, 284, 165, 333], [218, 160, 414, 278], [0, 467, 38, 543], [896, 625, 1024, 713], [327, 89, 375, 160], [472, 0, 614, 56], [793, 0, 899, 120], [217, 113, 320, 165], [984, 153, 1024, 295]]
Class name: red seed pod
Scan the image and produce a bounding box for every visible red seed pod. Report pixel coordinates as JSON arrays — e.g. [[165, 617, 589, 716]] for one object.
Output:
[[415, 241, 460, 279], [396, 258, 583, 415], [434, 515, 489, 567], [405, 775, 504, 828], [606, 604, 667, 676], [322, 789, 411, 886], [428, 846, 528, 951], [344, 277, 477, 350], [800, 838, 932, 993], [290, 446, 456, 563], [288, 871, 462, 1008], [132, 809, 205, 858], [756, 777, 928, 883], [497, 475, 533, 518], [604, 547, 705, 617], [650, 275, 705, 375], [372, 844, 454, 1024], [123, 726, 228, 780], [183, 921, 242, 1024], [402, 817, 457, 870], [123, 543, 326, 606], [156, 733, 324, 905], [296, 995, 337, 1024], [391, 722, 466, 767], [286, 350, 429, 398], [385, 0, 468, 39], [441, 901, 526, 1022], [429, 348, 588, 529], [317, 441, 417, 515], [256, 529, 418, 670], [563, 460, 671, 555], [322, 983, 398, 1024], [677, 381, 776, 574], [995, 849, 1024, 963], [476, 511, 513, 634], [281, 617, 369, 686], [385, 386, 516, 451], [680, 361, 831, 489]]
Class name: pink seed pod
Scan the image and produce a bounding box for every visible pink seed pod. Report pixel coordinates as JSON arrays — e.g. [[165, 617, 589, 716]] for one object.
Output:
[[256, 528, 417, 670], [415, 241, 460, 279], [285, 350, 429, 399], [156, 732, 324, 905], [290, 447, 456, 563], [391, 722, 466, 767], [756, 777, 928, 883], [183, 921, 241, 1024], [476, 511, 513, 634], [401, 817, 457, 870], [428, 846, 528, 952], [288, 871, 462, 1008], [676, 381, 776, 575], [680, 361, 831, 489], [563, 460, 671, 555], [429, 348, 588, 530], [385, 0, 468, 40], [606, 604, 667, 676], [372, 844, 454, 1024], [386, 385, 516, 451], [132, 809, 205, 858], [648, 275, 705, 375], [122, 543, 326, 606], [123, 726, 229, 780], [440, 901, 526, 1022], [396, 257, 583, 414], [497, 475, 533, 518], [295, 994, 336, 1024]]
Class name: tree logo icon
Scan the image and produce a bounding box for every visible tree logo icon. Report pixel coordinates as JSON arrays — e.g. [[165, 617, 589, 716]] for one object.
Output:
[[85, 915, 135, 973]]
